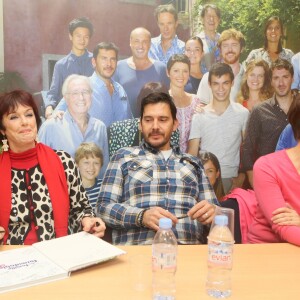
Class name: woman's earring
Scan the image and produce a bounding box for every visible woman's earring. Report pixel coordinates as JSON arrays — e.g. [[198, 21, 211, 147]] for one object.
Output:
[[2, 137, 9, 151]]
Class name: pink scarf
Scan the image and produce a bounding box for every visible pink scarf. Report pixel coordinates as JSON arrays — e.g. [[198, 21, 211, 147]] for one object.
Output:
[[223, 188, 257, 244]]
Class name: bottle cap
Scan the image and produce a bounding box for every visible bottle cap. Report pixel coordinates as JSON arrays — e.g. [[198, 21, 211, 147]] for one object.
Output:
[[159, 218, 172, 229], [214, 215, 228, 226]]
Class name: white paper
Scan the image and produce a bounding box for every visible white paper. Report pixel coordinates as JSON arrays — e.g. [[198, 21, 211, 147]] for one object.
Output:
[[0, 232, 126, 294], [33, 231, 126, 272], [0, 247, 67, 293]]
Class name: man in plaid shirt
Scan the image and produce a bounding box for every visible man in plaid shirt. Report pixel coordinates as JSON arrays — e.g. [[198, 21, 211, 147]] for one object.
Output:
[[97, 92, 219, 245]]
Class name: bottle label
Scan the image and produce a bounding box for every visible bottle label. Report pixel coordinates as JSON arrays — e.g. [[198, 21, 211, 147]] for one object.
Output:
[[152, 252, 176, 270], [208, 241, 233, 265]]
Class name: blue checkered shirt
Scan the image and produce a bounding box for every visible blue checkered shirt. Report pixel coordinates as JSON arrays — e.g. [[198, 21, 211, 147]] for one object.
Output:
[[149, 35, 185, 65], [97, 141, 219, 245]]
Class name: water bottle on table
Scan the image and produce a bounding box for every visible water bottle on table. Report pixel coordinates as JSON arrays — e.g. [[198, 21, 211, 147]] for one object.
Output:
[[206, 214, 234, 298], [152, 218, 177, 300]]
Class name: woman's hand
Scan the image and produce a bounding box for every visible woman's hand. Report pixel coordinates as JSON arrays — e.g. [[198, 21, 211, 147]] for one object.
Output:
[[0, 226, 5, 240], [271, 204, 300, 227], [82, 217, 106, 238]]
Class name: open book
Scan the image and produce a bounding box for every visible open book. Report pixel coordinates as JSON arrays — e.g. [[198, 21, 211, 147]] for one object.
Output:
[[0, 232, 126, 294]]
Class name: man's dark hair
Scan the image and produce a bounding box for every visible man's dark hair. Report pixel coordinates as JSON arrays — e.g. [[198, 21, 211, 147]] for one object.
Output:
[[288, 93, 300, 141], [201, 4, 221, 19], [271, 59, 294, 77], [93, 42, 119, 60], [208, 62, 234, 84], [154, 4, 178, 22], [140, 92, 177, 121], [69, 17, 94, 36], [167, 54, 191, 72], [137, 82, 168, 118]]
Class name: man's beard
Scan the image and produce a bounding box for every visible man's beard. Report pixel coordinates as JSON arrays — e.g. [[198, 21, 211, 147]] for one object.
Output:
[[224, 52, 240, 64], [144, 131, 169, 150]]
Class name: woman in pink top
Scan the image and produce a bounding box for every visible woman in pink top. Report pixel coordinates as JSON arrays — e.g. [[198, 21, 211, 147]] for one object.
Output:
[[248, 94, 300, 246], [167, 54, 204, 152]]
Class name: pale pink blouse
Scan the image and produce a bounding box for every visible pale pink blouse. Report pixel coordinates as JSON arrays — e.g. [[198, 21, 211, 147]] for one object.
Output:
[[176, 95, 202, 153]]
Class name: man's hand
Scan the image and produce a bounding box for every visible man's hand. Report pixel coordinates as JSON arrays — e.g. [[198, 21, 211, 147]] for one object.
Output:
[[231, 173, 245, 190], [45, 108, 64, 120], [52, 110, 65, 120], [246, 170, 253, 188], [45, 106, 54, 119], [188, 200, 216, 225], [82, 217, 106, 238], [271, 203, 300, 227], [142, 207, 178, 231], [194, 103, 206, 114]]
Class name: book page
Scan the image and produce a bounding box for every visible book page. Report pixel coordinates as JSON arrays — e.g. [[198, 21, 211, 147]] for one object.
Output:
[[33, 231, 126, 272], [0, 247, 68, 294]]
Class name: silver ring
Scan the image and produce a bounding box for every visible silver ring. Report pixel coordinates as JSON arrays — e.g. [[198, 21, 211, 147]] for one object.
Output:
[[204, 212, 209, 218]]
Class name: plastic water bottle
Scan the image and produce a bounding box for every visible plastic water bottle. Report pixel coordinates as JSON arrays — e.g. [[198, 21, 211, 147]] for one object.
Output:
[[152, 218, 178, 300], [206, 215, 234, 298]]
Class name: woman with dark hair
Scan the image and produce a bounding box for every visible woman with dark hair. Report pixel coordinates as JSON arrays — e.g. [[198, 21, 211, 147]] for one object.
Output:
[[238, 59, 273, 111], [184, 36, 204, 94], [0, 90, 105, 245], [199, 151, 245, 244], [199, 151, 225, 201], [247, 93, 300, 246], [245, 16, 294, 67]]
